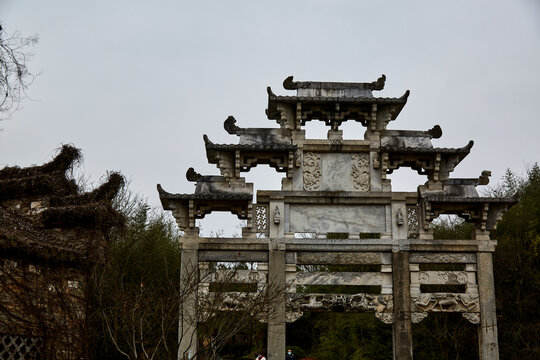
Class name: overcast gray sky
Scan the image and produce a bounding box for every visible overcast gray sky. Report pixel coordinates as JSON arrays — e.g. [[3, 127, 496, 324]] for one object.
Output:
[[1, 0, 540, 235]]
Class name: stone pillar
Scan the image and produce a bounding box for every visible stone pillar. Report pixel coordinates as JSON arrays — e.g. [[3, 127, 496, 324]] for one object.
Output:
[[178, 241, 199, 360], [391, 201, 413, 360], [392, 249, 413, 360], [267, 243, 286, 360], [477, 250, 499, 360]]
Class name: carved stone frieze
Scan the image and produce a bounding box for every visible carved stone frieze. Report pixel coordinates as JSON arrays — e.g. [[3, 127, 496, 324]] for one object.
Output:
[[303, 152, 322, 191], [416, 271, 469, 285], [351, 153, 370, 191], [410, 253, 476, 264], [287, 293, 393, 313], [411, 293, 479, 312], [462, 312, 480, 324]]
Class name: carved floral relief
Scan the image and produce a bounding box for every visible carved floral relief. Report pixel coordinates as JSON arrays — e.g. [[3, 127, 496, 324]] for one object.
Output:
[[351, 153, 370, 191], [303, 152, 322, 191]]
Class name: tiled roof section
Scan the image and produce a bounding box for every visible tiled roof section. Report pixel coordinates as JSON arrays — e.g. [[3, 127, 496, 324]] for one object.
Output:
[[157, 184, 253, 201], [380, 140, 474, 154], [203, 135, 296, 152], [283, 75, 387, 91], [267, 87, 410, 104]]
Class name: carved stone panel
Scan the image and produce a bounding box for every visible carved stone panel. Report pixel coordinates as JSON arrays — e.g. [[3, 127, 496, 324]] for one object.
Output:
[[287, 293, 393, 313], [303, 152, 322, 190], [411, 293, 479, 312], [351, 153, 370, 191], [295, 272, 385, 286], [410, 253, 477, 264], [289, 205, 387, 234], [412, 271, 474, 285], [296, 251, 391, 265], [255, 205, 268, 232]]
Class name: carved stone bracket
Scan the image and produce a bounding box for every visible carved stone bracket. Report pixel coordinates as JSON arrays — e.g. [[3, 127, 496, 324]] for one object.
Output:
[[462, 312, 480, 324], [286, 311, 304, 323], [411, 312, 428, 323], [375, 312, 394, 324]]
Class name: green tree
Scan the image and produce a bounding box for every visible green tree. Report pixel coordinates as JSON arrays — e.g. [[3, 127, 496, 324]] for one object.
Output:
[[91, 201, 182, 360], [492, 164, 540, 359]]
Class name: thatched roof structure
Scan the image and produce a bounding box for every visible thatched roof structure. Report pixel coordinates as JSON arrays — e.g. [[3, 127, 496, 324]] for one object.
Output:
[[0, 145, 124, 267]]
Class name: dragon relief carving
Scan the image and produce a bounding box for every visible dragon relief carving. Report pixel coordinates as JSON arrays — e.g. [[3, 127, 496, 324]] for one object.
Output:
[[351, 153, 370, 191], [303, 152, 322, 191], [287, 293, 393, 314], [411, 293, 479, 312]]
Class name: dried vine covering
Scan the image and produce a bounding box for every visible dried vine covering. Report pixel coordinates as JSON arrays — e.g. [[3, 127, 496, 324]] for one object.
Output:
[[0, 145, 124, 359]]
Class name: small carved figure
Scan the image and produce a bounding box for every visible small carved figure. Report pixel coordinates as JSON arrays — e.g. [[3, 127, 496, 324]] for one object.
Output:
[[396, 208, 404, 226], [273, 206, 280, 224]]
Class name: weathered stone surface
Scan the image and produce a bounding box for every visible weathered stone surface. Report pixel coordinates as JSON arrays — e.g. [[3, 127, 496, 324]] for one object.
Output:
[[295, 251, 391, 265], [295, 271, 388, 286], [198, 250, 268, 262], [289, 204, 386, 234], [410, 252, 476, 263]]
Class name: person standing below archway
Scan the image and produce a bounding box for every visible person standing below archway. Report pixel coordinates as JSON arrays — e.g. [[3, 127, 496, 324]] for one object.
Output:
[[286, 349, 295, 360]]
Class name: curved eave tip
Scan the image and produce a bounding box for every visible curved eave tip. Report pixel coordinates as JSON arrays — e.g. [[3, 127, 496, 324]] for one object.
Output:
[[186, 167, 202, 182], [465, 140, 474, 151], [203, 134, 213, 145], [156, 184, 166, 195], [267, 86, 276, 96], [402, 90, 410, 101], [283, 75, 296, 90]]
